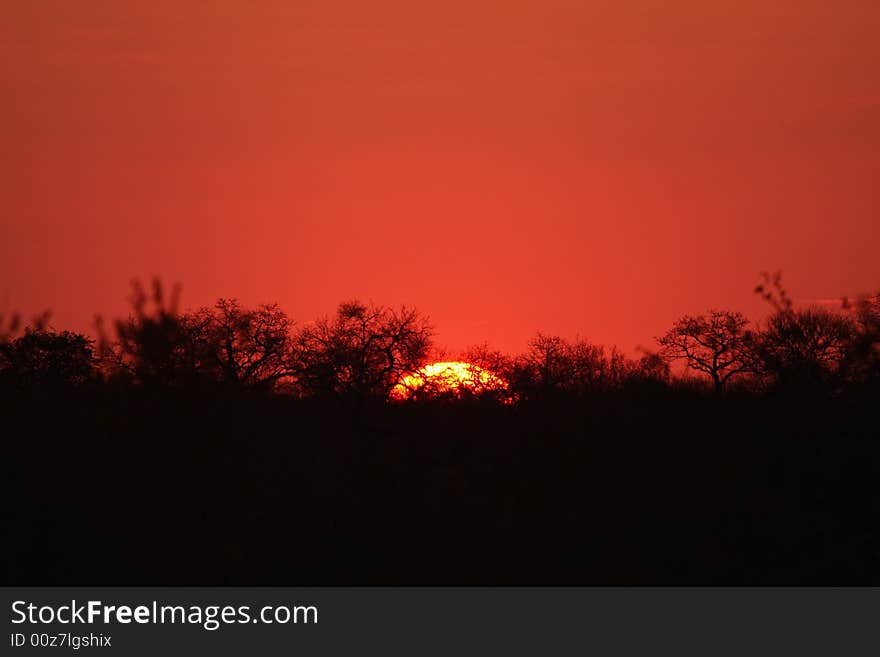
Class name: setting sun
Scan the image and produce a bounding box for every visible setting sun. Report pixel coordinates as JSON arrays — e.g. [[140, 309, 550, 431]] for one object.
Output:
[[390, 361, 509, 401]]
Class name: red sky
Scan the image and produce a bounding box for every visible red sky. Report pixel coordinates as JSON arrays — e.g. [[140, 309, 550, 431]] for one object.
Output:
[[3, 1, 879, 355]]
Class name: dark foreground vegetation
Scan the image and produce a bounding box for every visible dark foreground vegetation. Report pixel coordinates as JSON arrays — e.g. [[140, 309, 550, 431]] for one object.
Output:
[[3, 274, 880, 584]]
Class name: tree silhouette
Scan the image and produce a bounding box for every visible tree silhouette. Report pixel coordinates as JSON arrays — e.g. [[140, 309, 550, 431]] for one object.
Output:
[[111, 279, 192, 384], [459, 343, 516, 401], [757, 306, 854, 391], [753, 272, 856, 391], [182, 299, 294, 389], [514, 333, 641, 399], [567, 341, 632, 393], [515, 333, 571, 400], [631, 348, 671, 385], [0, 327, 96, 389], [293, 300, 432, 400], [657, 310, 754, 392], [844, 292, 880, 384]]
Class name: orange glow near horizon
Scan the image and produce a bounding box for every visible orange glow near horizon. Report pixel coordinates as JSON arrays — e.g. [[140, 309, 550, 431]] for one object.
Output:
[[391, 361, 510, 401]]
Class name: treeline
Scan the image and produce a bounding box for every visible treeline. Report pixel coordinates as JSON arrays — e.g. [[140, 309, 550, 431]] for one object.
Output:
[[1, 273, 878, 400], [5, 274, 880, 585]]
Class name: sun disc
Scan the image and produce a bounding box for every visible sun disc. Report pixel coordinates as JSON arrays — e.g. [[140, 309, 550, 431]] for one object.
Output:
[[391, 361, 509, 400]]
